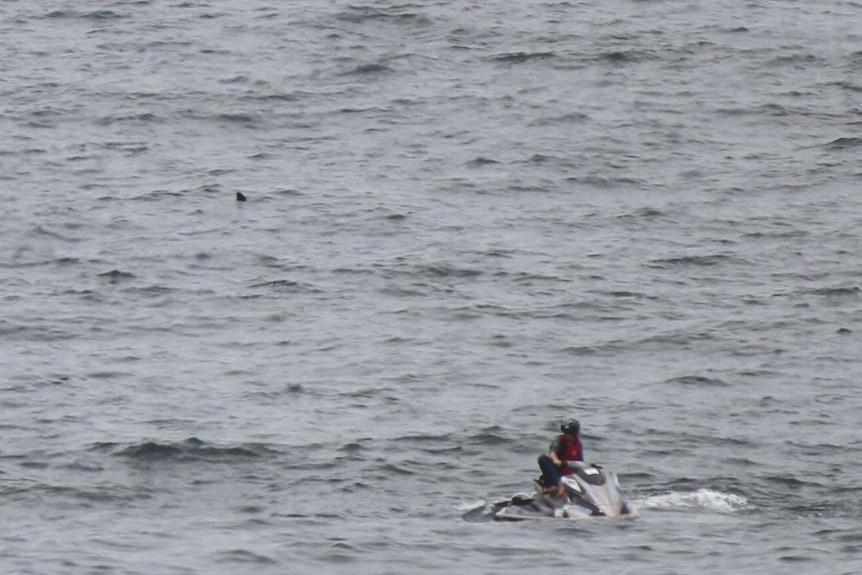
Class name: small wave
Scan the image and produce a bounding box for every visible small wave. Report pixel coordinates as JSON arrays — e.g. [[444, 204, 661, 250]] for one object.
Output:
[[95, 113, 160, 127], [809, 286, 860, 297], [648, 254, 740, 268], [0, 322, 74, 342], [127, 285, 174, 298], [95, 438, 277, 462], [336, 6, 431, 25], [467, 156, 499, 166], [606, 290, 653, 299], [529, 112, 590, 127], [562, 344, 604, 356], [641, 489, 748, 513], [664, 375, 729, 387], [617, 206, 666, 220], [83, 9, 125, 20], [825, 137, 862, 149], [3, 481, 154, 505], [490, 51, 556, 64], [249, 279, 321, 294], [44, 9, 125, 20], [180, 110, 263, 127], [526, 153, 562, 165], [831, 80, 862, 93], [467, 426, 510, 447], [339, 63, 394, 77], [598, 49, 657, 64], [216, 549, 277, 565], [768, 53, 823, 67], [98, 269, 136, 284], [396, 263, 484, 280], [565, 174, 648, 188]]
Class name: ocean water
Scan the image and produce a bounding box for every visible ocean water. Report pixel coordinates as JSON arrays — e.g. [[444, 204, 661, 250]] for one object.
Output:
[[2, 1, 862, 573]]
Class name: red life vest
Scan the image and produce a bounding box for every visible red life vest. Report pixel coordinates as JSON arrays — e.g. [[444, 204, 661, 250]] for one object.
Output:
[[558, 435, 583, 476]]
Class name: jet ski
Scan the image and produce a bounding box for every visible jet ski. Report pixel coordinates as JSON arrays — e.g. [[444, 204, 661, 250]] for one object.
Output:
[[493, 461, 639, 521]]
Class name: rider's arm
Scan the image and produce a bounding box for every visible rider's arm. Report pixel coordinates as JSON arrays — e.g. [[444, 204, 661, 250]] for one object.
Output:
[[548, 437, 564, 466]]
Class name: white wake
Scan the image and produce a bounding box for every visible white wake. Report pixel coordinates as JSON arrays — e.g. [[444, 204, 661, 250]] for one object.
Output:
[[640, 489, 749, 513]]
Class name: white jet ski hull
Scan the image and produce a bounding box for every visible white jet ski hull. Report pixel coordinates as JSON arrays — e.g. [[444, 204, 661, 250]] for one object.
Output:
[[493, 463, 639, 521]]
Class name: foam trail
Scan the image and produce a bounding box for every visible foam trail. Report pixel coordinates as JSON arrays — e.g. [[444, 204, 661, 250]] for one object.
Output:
[[640, 489, 749, 513]]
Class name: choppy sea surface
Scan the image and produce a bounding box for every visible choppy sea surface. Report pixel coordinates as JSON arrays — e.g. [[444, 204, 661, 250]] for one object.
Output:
[[2, 1, 862, 573]]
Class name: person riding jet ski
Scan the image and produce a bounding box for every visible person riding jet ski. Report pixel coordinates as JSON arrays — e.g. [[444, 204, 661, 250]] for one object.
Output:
[[537, 419, 583, 497], [492, 418, 637, 521]]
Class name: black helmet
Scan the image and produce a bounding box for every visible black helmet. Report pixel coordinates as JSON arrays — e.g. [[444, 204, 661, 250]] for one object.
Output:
[[561, 419, 580, 436]]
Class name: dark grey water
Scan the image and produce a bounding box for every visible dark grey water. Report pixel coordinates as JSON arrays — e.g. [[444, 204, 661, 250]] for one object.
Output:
[[2, 1, 862, 573]]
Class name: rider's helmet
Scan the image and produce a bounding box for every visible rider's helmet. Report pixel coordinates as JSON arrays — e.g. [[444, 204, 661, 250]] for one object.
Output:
[[560, 419, 580, 437]]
